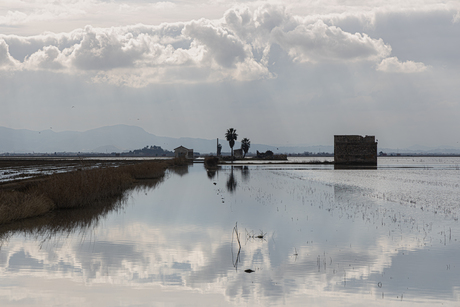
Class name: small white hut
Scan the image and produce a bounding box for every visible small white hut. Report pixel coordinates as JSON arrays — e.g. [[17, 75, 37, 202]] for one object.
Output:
[[174, 146, 194, 159]]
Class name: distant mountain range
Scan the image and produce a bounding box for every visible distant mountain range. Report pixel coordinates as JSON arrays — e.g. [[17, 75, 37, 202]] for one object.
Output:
[[1, 125, 459, 155], [0, 125, 331, 154]]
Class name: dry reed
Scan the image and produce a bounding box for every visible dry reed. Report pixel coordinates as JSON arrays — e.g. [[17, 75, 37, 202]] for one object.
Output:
[[204, 156, 220, 168], [30, 167, 135, 209], [0, 158, 189, 224], [0, 190, 55, 224]]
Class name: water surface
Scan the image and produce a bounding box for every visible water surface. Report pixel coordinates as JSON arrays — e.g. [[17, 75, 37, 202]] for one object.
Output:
[[1, 157, 459, 306]]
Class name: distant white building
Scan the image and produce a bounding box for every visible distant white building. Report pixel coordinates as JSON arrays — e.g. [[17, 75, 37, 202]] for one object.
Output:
[[174, 146, 194, 159], [233, 149, 243, 158]]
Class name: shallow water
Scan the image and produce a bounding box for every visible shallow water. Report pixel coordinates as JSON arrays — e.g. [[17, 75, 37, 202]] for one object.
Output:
[[0, 157, 170, 183], [0, 157, 460, 306]]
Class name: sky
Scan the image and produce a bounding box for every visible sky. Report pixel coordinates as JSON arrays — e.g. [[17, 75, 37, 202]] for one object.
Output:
[[1, 0, 460, 149]]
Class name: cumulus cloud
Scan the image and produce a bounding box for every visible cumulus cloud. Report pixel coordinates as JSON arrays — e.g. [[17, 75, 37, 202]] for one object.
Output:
[[0, 4, 429, 86], [24, 45, 65, 70], [183, 20, 249, 68], [0, 39, 19, 68], [0, 10, 29, 26], [0, 0, 88, 26], [271, 20, 391, 63], [70, 26, 151, 70], [376, 56, 428, 73]]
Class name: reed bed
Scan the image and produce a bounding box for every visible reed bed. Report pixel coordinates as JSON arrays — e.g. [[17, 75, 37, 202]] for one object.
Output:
[[204, 156, 220, 168], [29, 167, 135, 209], [0, 190, 54, 224], [0, 157, 189, 224]]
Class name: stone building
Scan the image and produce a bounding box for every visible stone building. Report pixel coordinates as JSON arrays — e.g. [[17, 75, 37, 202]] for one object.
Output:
[[174, 146, 194, 159], [334, 135, 377, 165]]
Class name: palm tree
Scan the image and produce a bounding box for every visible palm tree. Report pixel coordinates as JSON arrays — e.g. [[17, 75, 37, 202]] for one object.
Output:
[[225, 128, 238, 160], [241, 138, 250, 158]]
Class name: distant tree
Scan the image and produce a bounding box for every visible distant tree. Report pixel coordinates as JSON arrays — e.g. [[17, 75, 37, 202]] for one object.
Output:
[[241, 138, 251, 158], [225, 128, 238, 160]]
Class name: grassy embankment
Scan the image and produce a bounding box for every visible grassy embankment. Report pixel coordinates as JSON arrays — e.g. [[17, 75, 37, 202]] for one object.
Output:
[[204, 156, 220, 168], [204, 155, 333, 165], [0, 158, 188, 225]]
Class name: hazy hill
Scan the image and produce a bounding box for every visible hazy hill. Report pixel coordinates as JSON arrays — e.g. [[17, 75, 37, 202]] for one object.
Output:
[[1, 125, 459, 155], [0, 125, 334, 154], [0, 125, 199, 153]]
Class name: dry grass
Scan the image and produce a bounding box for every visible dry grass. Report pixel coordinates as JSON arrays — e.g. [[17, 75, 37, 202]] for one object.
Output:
[[0, 157, 190, 224], [0, 190, 55, 224], [204, 156, 220, 168], [29, 167, 135, 209], [120, 159, 173, 180]]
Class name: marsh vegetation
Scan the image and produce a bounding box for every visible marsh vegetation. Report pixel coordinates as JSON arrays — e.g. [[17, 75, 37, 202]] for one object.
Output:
[[0, 157, 188, 224]]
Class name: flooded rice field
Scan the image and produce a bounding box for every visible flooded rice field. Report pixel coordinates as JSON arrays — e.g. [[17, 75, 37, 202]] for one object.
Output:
[[0, 157, 169, 183], [0, 157, 459, 306]]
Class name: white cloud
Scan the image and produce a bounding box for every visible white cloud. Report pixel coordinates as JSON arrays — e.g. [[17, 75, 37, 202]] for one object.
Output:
[[223, 5, 392, 64], [453, 10, 460, 23], [117, 1, 177, 15], [183, 20, 248, 68], [23, 45, 65, 70], [0, 10, 29, 26], [0, 0, 90, 26], [70, 26, 151, 70], [149, 1, 177, 10], [376, 56, 428, 73], [271, 19, 391, 63], [0, 4, 445, 87], [0, 39, 19, 68]]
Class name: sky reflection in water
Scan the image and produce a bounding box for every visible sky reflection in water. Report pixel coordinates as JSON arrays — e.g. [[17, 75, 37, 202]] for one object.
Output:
[[1, 157, 460, 306]]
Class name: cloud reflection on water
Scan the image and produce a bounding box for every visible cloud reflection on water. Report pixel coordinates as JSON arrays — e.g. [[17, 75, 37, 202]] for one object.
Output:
[[0, 159, 460, 306]]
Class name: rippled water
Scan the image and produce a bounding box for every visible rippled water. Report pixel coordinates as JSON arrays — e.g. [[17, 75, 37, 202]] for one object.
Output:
[[1, 157, 460, 306]]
